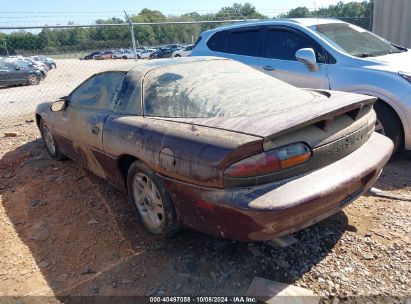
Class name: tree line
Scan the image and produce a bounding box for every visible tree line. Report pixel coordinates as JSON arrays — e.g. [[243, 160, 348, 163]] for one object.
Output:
[[0, 1, 371, 56]]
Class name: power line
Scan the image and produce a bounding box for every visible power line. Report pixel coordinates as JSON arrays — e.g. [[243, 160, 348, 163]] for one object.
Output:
[[0, 19, 249, 30]]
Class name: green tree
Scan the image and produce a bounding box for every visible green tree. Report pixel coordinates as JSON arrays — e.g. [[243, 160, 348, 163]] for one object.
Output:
[[279, 7, 311, 18]]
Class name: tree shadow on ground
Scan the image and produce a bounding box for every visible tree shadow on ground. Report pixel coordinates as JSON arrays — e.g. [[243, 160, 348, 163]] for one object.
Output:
[[0, 138, 367, 297]]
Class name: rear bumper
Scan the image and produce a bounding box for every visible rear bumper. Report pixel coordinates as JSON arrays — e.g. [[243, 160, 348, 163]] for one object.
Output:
[[161, 133, 393, 241]]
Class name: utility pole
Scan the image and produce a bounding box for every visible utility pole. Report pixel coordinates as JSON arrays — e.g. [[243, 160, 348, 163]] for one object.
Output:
[[124, 11, 138, 61], [4, 41, 9, 56]]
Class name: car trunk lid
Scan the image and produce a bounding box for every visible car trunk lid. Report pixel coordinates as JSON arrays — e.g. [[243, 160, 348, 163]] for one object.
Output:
[[156, 90, 376, 148]]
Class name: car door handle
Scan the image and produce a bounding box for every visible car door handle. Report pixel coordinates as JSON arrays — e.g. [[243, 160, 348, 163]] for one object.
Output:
[[262, 65, 276, 71], [91, 126, 100, 135]]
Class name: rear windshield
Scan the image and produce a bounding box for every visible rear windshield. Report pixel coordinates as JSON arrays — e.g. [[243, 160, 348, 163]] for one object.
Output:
[[143, 60, 317, 118]]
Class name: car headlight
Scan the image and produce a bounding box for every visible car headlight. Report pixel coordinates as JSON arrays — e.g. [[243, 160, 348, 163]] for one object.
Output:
[[399, 71, 411, 83]]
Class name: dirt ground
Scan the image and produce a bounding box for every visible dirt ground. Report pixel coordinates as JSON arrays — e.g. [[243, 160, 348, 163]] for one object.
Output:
[[0, 117, 410, 302]]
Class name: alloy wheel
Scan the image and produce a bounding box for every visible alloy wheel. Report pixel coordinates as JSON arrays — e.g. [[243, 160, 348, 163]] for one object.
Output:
[[43, 124, 56, 155], [28, 74, 39, 85], [132, 173, 165, 229]]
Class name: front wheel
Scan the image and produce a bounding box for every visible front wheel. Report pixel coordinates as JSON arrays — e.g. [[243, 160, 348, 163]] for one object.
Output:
[[127, 161, 180, 237], [39, 119, 66, 160], [374, 101, 403, 152]]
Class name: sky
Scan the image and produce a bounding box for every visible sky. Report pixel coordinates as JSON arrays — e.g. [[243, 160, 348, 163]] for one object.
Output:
[[0, 0, 366, 28]]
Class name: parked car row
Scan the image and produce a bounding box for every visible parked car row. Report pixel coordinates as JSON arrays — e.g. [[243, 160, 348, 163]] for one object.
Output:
[[0, 55, 56, 87], [81, 44, 193, 61]]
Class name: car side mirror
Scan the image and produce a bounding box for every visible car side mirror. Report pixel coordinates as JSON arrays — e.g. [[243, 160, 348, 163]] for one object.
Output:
[[50, 100, 66, 112], [296, 48, 318, 71]]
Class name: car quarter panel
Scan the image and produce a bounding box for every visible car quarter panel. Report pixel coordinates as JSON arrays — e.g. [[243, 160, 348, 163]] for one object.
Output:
[[101, 116, 262, 190]]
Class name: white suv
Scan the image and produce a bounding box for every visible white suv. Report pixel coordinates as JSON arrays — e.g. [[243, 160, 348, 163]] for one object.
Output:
[[192, 18, 411, 152]]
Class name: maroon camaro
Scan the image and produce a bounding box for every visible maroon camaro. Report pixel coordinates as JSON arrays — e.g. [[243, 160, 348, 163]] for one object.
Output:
[[35, 57, 393, 242]]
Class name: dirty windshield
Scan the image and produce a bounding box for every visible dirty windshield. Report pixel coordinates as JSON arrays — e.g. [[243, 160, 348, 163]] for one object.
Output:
[[312, 23, 402, 57], [143, 60, 318, 118]]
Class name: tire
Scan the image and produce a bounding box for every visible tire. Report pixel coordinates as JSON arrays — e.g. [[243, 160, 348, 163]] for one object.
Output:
[[122, 56, 127, 59], [113, 56, 117, 59], [39, 119, 66, 160], [137, 55, 141, 59], [127, 161, 180, 237], [27, 74, 40, 85], [174, 54, 181, 57], [374, 101, 403, 152], [51, 63, 56, 69]]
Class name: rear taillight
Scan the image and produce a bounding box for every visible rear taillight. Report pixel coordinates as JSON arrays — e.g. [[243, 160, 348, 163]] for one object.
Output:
[[224, 143, 311, 178]]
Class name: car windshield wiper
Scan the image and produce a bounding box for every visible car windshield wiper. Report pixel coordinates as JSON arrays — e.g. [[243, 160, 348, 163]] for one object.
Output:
[[390, 43, 407, 52]]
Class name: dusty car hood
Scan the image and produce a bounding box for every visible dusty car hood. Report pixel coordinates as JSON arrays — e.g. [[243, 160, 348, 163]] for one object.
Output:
[[365, 50, 411, 73], [157, 90, 375, 140]]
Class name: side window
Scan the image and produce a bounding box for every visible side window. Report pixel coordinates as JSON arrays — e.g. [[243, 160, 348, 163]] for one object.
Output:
[[264, 29, 326, 63], [193, 36, 202, 48], [69, 72, 125, 111], [206, 31, 226, 52], [226, 29, 260, 56], [114, 70, 143, 115], [5, 62, 16, 69]]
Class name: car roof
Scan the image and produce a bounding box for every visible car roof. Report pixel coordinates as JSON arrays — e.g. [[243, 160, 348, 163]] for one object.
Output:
[[99, 56, 228, 74], [202, 17, 346, 34]]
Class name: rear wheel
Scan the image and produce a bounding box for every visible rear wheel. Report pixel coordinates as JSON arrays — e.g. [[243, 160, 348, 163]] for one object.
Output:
[[174, 54, 181, 57], [27, 74, 40, 85], [127, 161, 179, 237], [39, 119, 66, 160], [374, 101, 403, 152]]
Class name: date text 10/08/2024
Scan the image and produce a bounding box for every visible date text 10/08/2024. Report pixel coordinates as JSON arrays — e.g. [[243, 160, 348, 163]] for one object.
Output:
[[149, 296, 258, 303]]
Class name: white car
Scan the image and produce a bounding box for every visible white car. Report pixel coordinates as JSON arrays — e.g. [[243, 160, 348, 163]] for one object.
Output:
[[192, 18, 411, 152], [138, 49, 157, 59], [112, 50, 135, 59], [172, 45, 193, 57]]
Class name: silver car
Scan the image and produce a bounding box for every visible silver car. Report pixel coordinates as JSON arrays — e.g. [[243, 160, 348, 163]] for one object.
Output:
[[192, 18, 411, 152]]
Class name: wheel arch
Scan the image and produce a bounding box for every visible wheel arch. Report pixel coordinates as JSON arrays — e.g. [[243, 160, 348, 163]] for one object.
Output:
[[35, 113, 42, 128], [346, 89, 408, 149], [117, 154, 140, 192]]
